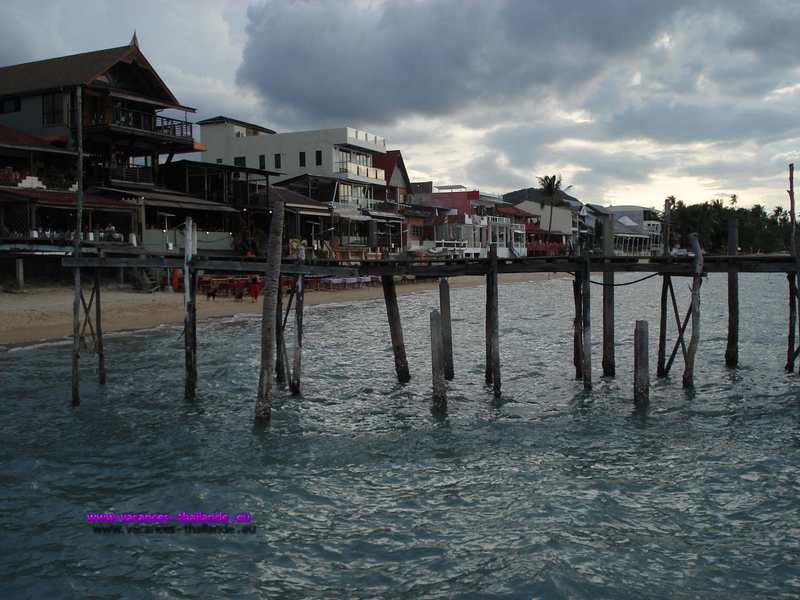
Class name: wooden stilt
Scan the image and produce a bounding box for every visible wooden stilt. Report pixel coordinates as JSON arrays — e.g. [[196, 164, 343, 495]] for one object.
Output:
[[581, 256, 592, 389], [439, 277, 454, 381], [184, 218, 197, 400], [256, 193, 285, 423], [289, 275, 304, 395], [95, 266, 106, 385], [634, 320, 649, 406], [657, 275, 669, 377], [430, 309, 447, 413], [487, 244, 501, 397], [787, 273, 797, 372], [117, 266, 124, 285], [15, 257, 24, 291], [572, 271, 584, 380], [602, 216, 615, 377], [275, 277, 286, 384], [664, 286, 691, 375], [682, 234, 703, 389], [725, 218, 739, 368], [71, 85, 84, 407], [381, 275, 411, 383]]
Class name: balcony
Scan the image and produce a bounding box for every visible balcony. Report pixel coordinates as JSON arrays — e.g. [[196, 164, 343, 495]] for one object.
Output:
[[345, 128, 385, 149], [336, 161, 385, 182], [89, 107, 193, 140], [107, 165, 154, 185]]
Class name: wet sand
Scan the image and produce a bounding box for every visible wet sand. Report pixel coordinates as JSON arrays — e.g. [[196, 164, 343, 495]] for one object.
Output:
[[0, 273, 564, 348]]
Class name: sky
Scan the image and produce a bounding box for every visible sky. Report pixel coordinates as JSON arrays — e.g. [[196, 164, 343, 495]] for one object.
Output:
[[2, 0, 800, 210]]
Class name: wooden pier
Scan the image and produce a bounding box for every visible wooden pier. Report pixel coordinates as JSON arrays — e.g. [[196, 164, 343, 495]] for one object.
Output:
[[61, 216, 800, 421]]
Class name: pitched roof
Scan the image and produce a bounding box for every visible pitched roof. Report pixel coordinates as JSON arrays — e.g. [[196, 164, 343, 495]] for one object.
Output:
[[196, 116, 275, 134], [495, 203, 536, 218], [373, 150, 412, 189], [0, 44, 184, 109], [503, 187, 583, 210]]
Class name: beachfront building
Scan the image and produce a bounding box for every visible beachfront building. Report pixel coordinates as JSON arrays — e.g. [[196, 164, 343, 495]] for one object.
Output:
[[503, 188, 577, 254], [373, 150, 412, 208], [0, 35, 236, 255], [607, 205, 663, 255]]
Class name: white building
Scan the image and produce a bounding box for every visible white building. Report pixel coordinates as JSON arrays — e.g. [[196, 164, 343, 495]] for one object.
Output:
[[607, 205, 662, 255], [198, 116, 387, 211]]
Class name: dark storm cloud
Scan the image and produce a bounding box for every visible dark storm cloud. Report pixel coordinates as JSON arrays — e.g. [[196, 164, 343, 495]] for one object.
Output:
[[237, 0, 687, 126]]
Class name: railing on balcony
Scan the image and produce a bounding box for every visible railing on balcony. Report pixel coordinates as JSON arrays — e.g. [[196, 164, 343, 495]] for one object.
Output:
[[336, 161, 385, 181], [108, 165, 154, 185], [90, 107, 193, 139]]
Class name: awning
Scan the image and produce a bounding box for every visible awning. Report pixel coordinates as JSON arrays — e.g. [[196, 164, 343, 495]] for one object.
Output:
[[367, 210, 404, 222], [98, 186, 239, 213], [0, 187, 134, 212], [334, 207, 371, 221]]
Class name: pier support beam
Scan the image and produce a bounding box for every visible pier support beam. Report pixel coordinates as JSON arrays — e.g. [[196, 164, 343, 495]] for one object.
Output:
[[430, 309, 447, 414], [581, 256, 592, 389], [183, 218, 197, 400], [71, 85, 84, 407], [382, 275, 411, 383], [787, 273, 797, 372], [657, 275, 669, 377], [485, 244, 501, 397], [15, 258, 24, 291], [602, 218, 615, 377], [572, 271, 584, 380], [275, 277, 286, 384], [634, 320, 649, 406], [725, 218, 739, 368], [95, 266, 106, 385], [439, 277, 454, 381], [289, 275, 304, 395], [682, 234, 703, 389]]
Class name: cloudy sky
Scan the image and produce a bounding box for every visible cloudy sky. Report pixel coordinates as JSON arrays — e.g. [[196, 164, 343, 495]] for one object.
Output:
[[3, 0, 800, 209]]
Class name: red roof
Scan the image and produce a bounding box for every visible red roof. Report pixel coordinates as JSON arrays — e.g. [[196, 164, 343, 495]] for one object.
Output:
[[373, 150, 412, 189], [496, 204, 536, 218], [0, 124, 74, 153], [0, 187, 133, 210]]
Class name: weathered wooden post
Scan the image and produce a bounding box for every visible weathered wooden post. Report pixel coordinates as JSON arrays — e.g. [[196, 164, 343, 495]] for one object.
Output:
[[485, 243, 501, 397], [381, 275, 411, 383], [289, 274, 305, 396], [95, 262, 106, 385], [15, 258, 24, 291], [725, 218, 739, 368], [682, 234, 703, 389], [430, 309, 447, 413], [581, 255, 592, 389], [572, 270, 584, 380], [634, 320, 649, 406], [275, 277, 286, 384], [657, 275, 669, 377], [256, 194, 285, 423], [663, 196, 672, 256], [439, 277, 454, 380], [183, 217, 197, 400], [602, 215, 615, 377], [71, 84, 84, 407], [787, 273, 797, 372]]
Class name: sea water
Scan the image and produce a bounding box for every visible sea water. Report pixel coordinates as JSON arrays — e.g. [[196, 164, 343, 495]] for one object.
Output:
[[1, 273, 799, 598]]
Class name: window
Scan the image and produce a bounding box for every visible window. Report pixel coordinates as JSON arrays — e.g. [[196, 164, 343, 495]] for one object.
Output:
[[315, 150, 322, 166], [234, 156, 246, 167], [299, 151, 306, 167], [0, 96, 20, 114], [259, 154, 266, 170], [274, 153, 281, 169], [411, 225, 424, 238], [42, 93, 69, 126], [216, 158, 223, 164]]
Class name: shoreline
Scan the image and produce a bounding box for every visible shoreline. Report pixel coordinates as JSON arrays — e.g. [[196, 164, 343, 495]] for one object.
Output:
[[0, 272, 564, 349]]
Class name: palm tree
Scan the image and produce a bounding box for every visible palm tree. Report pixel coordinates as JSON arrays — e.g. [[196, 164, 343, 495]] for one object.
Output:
[[538, 174, 570, 240], [730, 194, 738, 207]]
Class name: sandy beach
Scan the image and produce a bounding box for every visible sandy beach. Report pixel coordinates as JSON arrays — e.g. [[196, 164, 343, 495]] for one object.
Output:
[[0, 273, 563, 348]]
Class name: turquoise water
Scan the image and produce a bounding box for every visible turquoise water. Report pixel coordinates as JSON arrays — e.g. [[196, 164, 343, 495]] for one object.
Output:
[[2, 273, 799, 598]]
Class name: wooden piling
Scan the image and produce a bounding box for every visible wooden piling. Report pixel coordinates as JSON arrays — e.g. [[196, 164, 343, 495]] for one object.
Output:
[[656, 275, 669, 377], [381, 275, 411, 383], [71, 85, 84, 407], [289, 275, 304, 395], [581, 256, 592, 389], [256, 193, 285, 423], [95, 265, 106, 385], [787, 273, 797, 372], [430, 309, 447, 414], [439, 277, 454, 381], [275, 277, 286, 384], [725, 218, 739, 368], [183, 218, 197, 400], [634, 320, 649, 406], [15, 257, 24, 291], [572, 271, 584, 380], [486, 244, 501, 397], [602, 216, 615, 377], [682, 234, 703, 389]]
